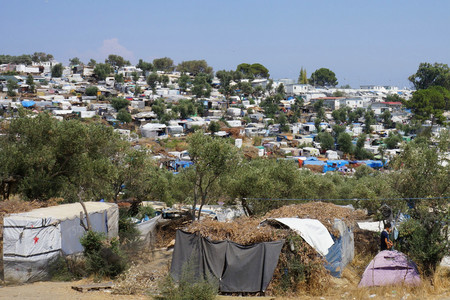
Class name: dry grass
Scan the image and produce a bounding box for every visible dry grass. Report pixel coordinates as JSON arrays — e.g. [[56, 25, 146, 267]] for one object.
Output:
[[188, 217, 279, 245], [113, 248, 172, 295], [264, 202, 367, 236]]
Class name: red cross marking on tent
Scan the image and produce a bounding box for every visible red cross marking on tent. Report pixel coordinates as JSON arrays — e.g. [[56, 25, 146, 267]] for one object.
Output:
[[33, 236, 39, 244]]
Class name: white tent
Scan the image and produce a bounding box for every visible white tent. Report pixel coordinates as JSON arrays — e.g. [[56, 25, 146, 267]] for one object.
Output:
[[3, 202, 118, 283]]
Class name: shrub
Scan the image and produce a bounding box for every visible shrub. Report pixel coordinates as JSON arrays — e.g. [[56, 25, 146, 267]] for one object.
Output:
[[117, 108, 132, 123], [118, 208, 141, 246], [137, 204, 155, 220], [80, 230, 127, 278], [397, 204, 448, 277], [208, 121, 220, 134], [111, 97, 130, 111], [85, 86, 98, 96]]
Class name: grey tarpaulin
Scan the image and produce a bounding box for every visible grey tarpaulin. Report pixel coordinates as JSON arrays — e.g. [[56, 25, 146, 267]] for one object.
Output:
[[170, 230, 284, 293]]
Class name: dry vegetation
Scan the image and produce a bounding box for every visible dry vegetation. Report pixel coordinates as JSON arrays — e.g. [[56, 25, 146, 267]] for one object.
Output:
[[1, 199, 449, 299]]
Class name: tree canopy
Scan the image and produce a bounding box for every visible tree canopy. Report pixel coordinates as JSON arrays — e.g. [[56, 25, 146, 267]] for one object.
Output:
[[310, 68, 338, 87], [136, 59, 153, 73], [94, 63, 113, 81], [191, 73, 212, 98], [405, 86, 450, 124], [85, 86, 98, 96], [69, 57, 83, 66], [105, 54, 130, 68], [177, 60, 213, 76], [51, 63, 63, 78], [185, 131, 238, 220], [408, 62, 450, 90], [146, 72, 159, 92], [236, 63, 270, 79], [153, 57, 174, 72], [0, 54, 33, 65], [31, 52, 54, 63], [298, 67, 308, 84], [216, 70, 235, 101], [0, 113, 127, 201], [111, 97, 130, 111]]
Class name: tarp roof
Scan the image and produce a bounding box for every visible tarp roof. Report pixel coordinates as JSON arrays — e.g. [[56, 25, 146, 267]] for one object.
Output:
[[268, 218, 334, 256], [7, 202, 116, 222], [21, 100, 35, 107]]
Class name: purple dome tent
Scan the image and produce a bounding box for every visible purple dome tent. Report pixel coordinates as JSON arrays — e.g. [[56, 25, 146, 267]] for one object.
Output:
[[359, 250, 421, 287]]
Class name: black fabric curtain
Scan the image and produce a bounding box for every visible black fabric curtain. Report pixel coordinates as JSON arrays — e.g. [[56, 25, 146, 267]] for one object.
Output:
[[170, 230, 283, 293]]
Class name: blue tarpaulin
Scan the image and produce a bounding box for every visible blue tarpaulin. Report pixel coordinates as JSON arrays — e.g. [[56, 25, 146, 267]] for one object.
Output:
[[359, 160, 383, 168], [324, 220, 354, 278], [21, 100, 35, 107], [323, 160, 349, 173]]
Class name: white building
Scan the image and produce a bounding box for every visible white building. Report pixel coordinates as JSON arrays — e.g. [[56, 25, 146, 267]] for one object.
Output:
[[285, 84, 309, 95], [117, 66, 143, 78], [15, 64, 40, 74]]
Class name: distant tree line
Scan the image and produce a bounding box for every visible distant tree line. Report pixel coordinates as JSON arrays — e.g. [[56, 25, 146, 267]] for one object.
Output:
[[0, 52, 54, 65]]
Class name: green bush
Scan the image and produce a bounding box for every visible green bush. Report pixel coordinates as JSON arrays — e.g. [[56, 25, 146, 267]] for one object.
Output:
[[397, 204, 449, 276], [138, 204, 155, 220], [80, 230, 127, 278], [118, 208, 141, 245], [117, 108, 132, 123], [85, 86, 98, 96], [111, 97, 130, 111]]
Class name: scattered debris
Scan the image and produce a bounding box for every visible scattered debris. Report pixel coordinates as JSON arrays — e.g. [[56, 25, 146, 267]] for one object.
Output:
[[71, 282, 114, 293]]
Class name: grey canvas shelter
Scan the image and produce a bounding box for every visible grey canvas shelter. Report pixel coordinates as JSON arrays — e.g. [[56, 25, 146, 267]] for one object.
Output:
[[3, 202, 118, 283], [170, 230, 284, 293]]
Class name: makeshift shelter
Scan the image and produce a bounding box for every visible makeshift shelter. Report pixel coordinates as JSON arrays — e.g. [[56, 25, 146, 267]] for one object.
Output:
[[170, 230, 284, 293], [265, 218, 354, 277], [359, 250, 421, 287], [3, 202, 118, 283]]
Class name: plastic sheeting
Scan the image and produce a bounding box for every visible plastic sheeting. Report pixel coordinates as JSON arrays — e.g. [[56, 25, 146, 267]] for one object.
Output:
[[324, 219, 355, 277], [272, 218, 334, 256], [136, 215, 162, 242], [357, 221, 384, 232], [21, 100, 36, 107], [170, 230, 284, 293], [3, 202, 119, 283]]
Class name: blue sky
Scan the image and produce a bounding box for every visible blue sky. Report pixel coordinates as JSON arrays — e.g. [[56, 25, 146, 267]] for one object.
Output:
[[1, 0, 449, 88]]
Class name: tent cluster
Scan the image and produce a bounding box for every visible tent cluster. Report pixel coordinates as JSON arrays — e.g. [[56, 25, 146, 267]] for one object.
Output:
[[1, 200, 426, 291]]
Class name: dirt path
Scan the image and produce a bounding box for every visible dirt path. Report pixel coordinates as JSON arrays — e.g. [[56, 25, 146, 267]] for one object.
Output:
[[0, 281, 145, 300]]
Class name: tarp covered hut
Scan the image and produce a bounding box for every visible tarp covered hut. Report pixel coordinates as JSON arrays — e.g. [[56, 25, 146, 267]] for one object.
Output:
[[2, 202, 118, 283]]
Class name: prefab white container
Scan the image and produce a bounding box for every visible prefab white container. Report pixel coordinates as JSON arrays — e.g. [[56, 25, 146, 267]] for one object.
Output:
[[2, 202, 118, 283]]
